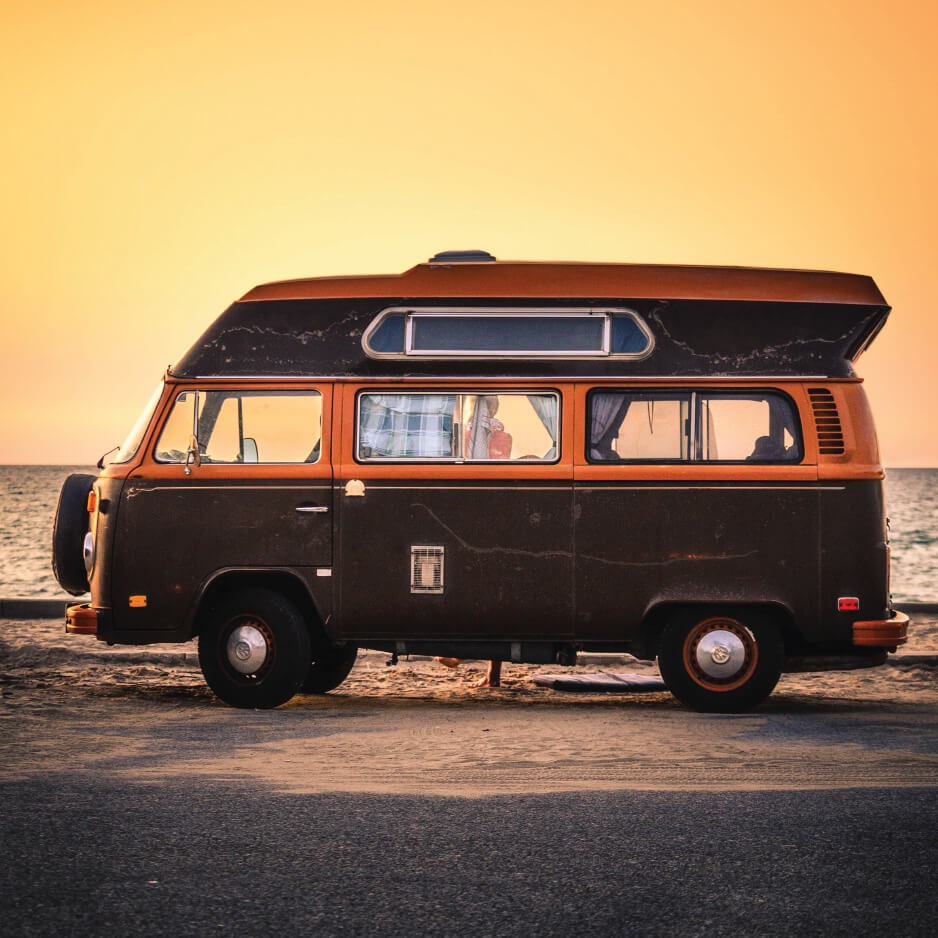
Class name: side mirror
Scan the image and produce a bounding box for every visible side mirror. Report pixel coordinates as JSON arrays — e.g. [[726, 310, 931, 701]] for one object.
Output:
[[185, 434, 201, 475]]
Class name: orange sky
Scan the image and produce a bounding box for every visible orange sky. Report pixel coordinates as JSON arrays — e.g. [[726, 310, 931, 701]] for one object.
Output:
[[3, 0, 937, 465]]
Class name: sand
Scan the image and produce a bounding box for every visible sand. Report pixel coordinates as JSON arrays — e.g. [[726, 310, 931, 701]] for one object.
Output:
[[2, 613, 937, 797]]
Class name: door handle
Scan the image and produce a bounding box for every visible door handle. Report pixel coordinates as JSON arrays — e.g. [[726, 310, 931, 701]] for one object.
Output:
[[296, 505, 329, 513]]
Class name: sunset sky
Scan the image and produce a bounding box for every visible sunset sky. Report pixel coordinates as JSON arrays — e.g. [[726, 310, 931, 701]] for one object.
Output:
[[3, 0, 937, 465]]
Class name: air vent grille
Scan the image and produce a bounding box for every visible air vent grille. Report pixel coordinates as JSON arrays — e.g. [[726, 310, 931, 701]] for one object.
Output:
[[411, 546, 444, 594], [808, 388, 845, 455]]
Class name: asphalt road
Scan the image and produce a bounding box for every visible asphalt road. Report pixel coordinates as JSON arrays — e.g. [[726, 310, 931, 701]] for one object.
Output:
[[3, 778, 937, 937]]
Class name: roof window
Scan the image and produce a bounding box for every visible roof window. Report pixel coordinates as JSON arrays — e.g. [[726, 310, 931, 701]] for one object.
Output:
[[362, 307, 653, 360]]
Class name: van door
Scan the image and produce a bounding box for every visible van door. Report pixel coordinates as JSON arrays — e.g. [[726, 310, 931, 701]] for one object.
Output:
[[335, 385, 574, 640], [111, 384, 333, 632], [573, 385, 820, 641]]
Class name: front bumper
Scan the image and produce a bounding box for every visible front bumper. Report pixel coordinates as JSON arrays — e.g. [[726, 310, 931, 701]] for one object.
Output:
[[65, 603, 98, 635], [852, 610, 909, 648]]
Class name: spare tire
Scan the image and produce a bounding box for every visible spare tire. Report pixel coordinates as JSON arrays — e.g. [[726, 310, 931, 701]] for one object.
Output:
[[52, 473, 96, 595]]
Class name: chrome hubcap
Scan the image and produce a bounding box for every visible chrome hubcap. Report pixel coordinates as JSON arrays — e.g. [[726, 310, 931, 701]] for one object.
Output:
[[226, 624, 269, 674], [695, 629, 747, 679]]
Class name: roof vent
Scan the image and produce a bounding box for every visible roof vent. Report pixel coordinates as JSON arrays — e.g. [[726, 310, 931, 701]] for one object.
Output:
[[428, 249, 496, 264], [808, 388, 845, 455]]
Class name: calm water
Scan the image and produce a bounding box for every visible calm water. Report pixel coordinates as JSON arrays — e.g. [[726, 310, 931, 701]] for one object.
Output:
[[0, 465, 935, 601]]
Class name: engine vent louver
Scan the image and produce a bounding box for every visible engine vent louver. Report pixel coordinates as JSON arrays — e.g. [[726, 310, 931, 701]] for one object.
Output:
[[411, 546, 444, 594], [808, 388, 845, 455]]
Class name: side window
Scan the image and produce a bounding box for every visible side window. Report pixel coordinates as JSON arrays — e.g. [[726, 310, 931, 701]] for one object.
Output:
[[697, 395, 800, 462], [155, 390, 322, 464], [590, 392, 690, 461], [588, 390, 801, 463], [357, 392, 560, 461]]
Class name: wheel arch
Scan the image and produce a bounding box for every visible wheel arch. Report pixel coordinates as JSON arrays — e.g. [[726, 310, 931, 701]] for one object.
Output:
[[187, 569, 329, 643], [637, 600, 802, 660]]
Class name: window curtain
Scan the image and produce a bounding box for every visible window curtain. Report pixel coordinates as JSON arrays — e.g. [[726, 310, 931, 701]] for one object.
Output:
[[589, 393, 630, 460], [528, 394, 559, 460], [359, 394, 457, 458]]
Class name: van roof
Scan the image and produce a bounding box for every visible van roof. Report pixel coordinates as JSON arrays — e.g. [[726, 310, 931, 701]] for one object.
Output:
[[172, 256, 891, 380], [240, 257, 887, 307]]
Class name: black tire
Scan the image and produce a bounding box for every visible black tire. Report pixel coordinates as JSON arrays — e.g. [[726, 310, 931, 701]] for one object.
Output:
[[198, 588, 312, 709], [657, 609, 784, 713], [51, 473, 96, 595], [302, 643, 358, 694]]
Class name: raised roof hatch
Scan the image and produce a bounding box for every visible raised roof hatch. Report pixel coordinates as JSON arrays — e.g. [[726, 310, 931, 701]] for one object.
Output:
[[172, 257, 892, 380]]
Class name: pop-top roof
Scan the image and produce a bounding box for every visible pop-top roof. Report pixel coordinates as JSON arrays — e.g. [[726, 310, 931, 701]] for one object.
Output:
[[171, 255, 891, 380]]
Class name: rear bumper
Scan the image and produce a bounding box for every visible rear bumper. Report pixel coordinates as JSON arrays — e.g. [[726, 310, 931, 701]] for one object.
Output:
[[852, 610, 909, 648], [65, 603, 98, 635]]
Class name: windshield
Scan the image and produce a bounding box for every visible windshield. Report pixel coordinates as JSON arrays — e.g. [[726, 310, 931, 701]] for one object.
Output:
[[111, 382, 165, 464]]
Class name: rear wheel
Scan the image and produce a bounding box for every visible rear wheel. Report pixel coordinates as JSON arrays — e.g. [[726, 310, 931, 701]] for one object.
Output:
[[302, 643, 358, 694], [198, 588, 311, 709], [658, 610, 784, 713]]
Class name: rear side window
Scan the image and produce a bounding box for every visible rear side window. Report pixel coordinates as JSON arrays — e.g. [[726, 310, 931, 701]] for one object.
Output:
[[588, 390, 801, 463], [357, 391, 560, 462], [155, 390, 323, 464]]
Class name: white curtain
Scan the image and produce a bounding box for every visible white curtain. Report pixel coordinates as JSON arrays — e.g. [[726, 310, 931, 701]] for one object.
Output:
[[589, 393, 626, 460]]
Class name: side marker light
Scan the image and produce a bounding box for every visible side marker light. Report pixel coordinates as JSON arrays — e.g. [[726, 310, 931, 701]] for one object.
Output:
[[129, 595, 147, 608], [837, 597, 860, 612]]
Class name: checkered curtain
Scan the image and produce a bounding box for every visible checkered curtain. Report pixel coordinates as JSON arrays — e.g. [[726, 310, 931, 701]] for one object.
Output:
[[359, 394, 457, 458]]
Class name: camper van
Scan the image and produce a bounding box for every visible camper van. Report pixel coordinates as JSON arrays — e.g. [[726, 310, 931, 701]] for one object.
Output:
[[53, 251, 908, 712]]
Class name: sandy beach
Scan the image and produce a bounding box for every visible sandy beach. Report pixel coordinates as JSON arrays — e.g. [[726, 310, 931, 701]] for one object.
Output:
[[4, 611, 938, 936], [3, 611, 938, 797]]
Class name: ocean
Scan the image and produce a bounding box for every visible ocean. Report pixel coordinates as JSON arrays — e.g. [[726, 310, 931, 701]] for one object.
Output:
[[0, 465, 935, 601]]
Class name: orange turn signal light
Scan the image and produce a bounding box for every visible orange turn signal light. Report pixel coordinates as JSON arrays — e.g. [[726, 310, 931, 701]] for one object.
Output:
[[87, 490, 97, 513]]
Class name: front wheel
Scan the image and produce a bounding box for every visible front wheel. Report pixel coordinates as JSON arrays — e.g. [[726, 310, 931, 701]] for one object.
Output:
[[657, 610, 784, 713], [198, 588, 311, 709]]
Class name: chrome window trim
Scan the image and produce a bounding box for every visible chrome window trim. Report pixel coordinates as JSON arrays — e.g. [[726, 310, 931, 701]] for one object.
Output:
[[689, 391, 698, 460], [354, 388, 562, 464], [360, 306, 654, 360]]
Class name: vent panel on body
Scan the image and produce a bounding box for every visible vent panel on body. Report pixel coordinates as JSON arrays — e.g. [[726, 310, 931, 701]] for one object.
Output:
[[808, 388, 845, 455], [411, 546, 444, 594]]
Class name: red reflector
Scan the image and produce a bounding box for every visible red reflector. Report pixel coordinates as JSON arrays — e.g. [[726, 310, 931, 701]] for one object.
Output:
[[87, 491, 97, 513], [838, 597, 860, 612]]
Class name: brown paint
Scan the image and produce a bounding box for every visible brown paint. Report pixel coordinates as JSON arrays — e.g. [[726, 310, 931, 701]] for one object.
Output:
[[241, 261, 886, 307]]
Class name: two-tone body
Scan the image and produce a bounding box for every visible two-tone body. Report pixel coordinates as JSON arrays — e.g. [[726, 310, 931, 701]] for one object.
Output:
[[55, 252, 907, 711]]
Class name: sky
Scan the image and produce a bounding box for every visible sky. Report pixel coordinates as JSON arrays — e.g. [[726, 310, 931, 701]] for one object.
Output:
[[2, 0, 937, 465]]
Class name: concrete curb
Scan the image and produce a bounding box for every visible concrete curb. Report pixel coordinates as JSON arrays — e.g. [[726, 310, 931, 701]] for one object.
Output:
[[0, 598, 72, 619]]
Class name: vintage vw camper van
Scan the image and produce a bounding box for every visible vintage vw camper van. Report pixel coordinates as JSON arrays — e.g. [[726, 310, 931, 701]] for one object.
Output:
[[53, 251, 908, 712]]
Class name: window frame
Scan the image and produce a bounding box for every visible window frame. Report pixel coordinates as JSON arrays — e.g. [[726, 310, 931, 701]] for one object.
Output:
[[354, 388, 563, 465], [584, 387, 804, 466], [361, 306, 654, 360], [152, 387, 325, 466]]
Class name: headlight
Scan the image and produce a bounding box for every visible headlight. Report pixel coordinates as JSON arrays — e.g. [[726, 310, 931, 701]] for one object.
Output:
[[83, 530, 95, 576]]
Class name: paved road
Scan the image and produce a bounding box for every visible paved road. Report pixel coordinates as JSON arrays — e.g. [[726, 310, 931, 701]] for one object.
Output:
[[3, 777, 937, 937]]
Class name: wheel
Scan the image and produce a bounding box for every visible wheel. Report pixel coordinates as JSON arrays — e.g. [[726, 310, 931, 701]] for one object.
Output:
[[52, 473, 96, 595], [302, 643, 358, 694], [198, 588, 312, 709], [657, 610, 784, 713]]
